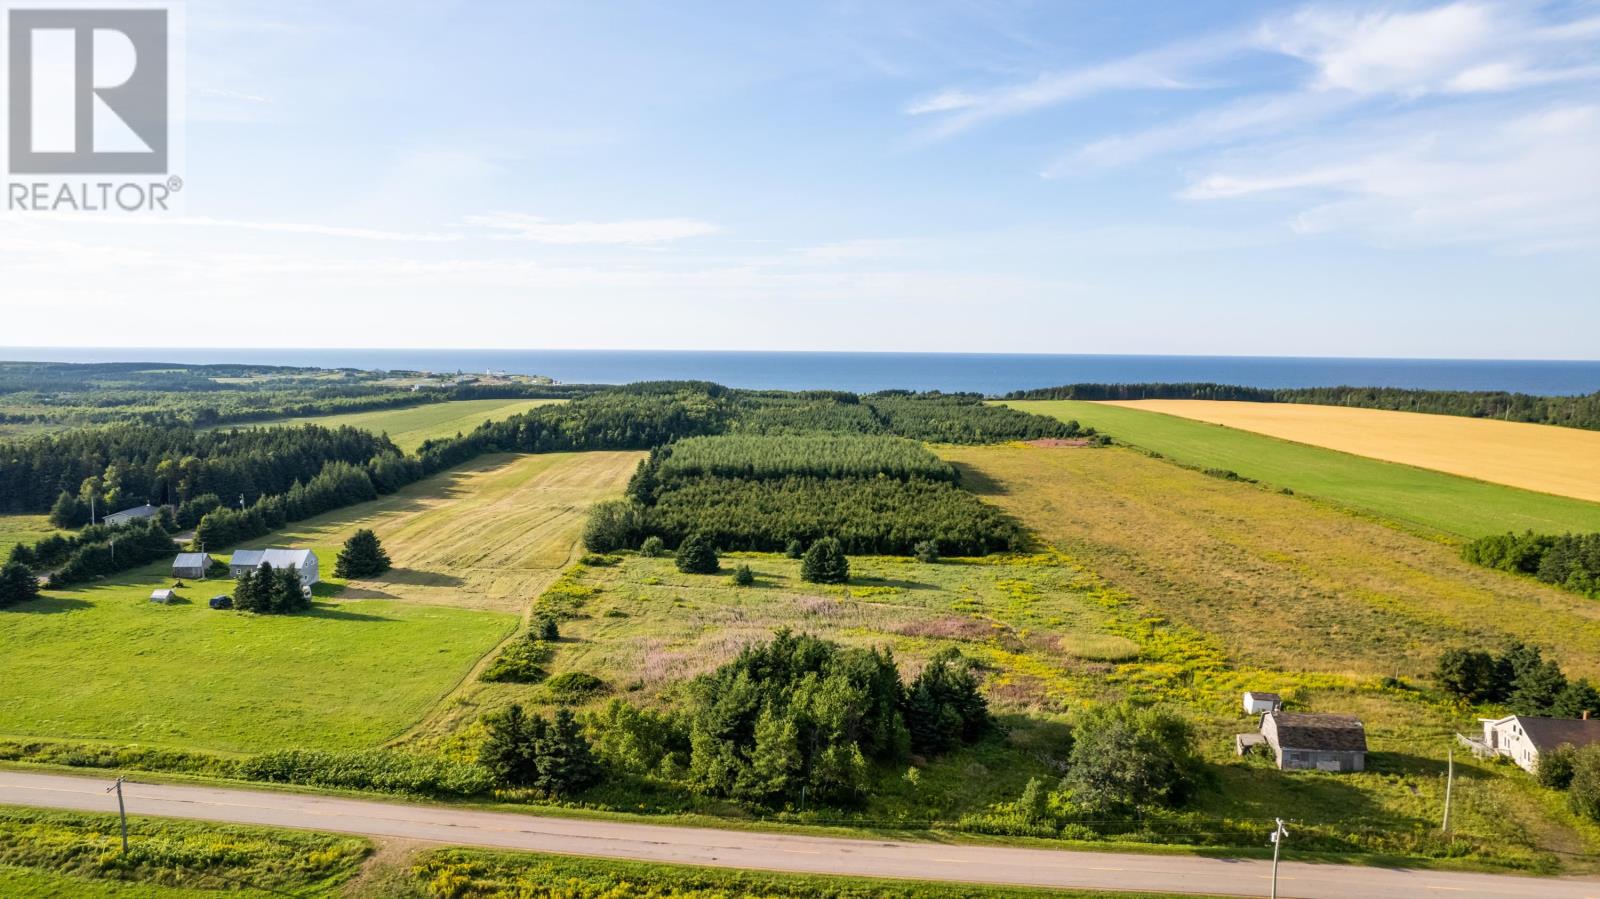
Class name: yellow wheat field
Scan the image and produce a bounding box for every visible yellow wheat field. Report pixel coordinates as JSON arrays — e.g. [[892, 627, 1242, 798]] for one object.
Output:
[[1104, 400, 1600, 503]]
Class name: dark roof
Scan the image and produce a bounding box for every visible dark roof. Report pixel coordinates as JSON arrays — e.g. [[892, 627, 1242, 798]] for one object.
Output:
[[1515, 717, 1600, 752], [1268, 712, 1367, 752], [1245, 691, 1282, 700]]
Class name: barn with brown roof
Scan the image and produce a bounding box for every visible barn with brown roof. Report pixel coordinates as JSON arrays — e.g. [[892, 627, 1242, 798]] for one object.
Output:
[[1260, 711, 1367, 772]]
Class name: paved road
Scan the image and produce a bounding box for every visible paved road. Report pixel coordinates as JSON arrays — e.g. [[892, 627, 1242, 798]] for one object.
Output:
[[2, 770, 1597, 898]]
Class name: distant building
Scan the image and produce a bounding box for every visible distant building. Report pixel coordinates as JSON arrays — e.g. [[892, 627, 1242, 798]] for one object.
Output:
[[105, 504, 159, 527], [1259, 711, 1367, 772], [172, 553, 210, 579], [228, 548, 320, 586], [1476, 714, 1600, 774], [150, 589, 176, 604], [1243, 691, 1283, 715]]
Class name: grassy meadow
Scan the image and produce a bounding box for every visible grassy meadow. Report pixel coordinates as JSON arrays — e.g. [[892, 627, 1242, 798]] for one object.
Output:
[[0, 514, 60, 563], [0, 451, 639, 754], [1004, 399, 1600, 537], [219, 397, 566, 452], [1105, 399, 1600, 503]]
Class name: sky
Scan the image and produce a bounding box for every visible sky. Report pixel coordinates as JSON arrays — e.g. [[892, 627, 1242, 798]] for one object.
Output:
[[2, 0, 1598, 358]]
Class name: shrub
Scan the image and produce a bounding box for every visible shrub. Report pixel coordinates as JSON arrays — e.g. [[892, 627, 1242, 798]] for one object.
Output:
[[333, 528, 391, 578], [237, 749, 491, 796], [0, 560, 40, 608], [480, 634, 553, 684], [1569, 745, 1600, 821], [730, 564, 755, 586], [1538, 745, 1577, 790], [1062, 702, 1202, 815], [546, 672, 610, 703], [638, 535, 665, 558], [913, 540, 940, 563], [675, 533, 719, 574], [801, 537, 849, 584], [784, 539, 804, 559]]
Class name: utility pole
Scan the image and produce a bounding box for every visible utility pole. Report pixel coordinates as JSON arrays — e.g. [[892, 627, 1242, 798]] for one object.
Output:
[[1442, 745, 1455, 832], [1269, 817, 1288, 899], [90, 493, 96, 526], [105, 776, 129, 854]]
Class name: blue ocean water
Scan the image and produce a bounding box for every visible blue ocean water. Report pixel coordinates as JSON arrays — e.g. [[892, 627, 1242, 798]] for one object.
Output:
[[4, 348, 1599, 396]]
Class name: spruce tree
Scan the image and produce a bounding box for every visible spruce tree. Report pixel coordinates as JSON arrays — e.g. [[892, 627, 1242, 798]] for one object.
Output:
[[534, 708, 602, 797], [480, 704, 538, 787], [800, 537, 849, 584], [0, 561, 40, 608], [334, 528, 391, 578], [48, 491, 88, 529], [675, 533, 719, 574]]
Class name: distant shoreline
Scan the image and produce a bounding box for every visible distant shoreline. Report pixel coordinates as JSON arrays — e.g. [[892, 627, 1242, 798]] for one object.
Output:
[[2, 348, 1598, 395]]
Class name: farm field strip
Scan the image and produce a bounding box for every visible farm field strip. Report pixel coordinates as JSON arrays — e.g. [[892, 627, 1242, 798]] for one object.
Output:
[[0, 450, 641, 754], [1104, 399, 1600, 503], [1004, 400, 1600, 538], [211, 397, 565, 451]]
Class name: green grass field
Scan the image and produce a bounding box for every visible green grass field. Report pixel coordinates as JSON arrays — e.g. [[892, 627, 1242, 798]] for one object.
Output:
[[228, 397, 565, 452], [0, 514, 61, 562], [1004, 400, 1600, 538]]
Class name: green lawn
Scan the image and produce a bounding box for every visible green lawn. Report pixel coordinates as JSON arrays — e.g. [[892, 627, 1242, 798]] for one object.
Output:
[[231, 397, 565, 452], [0, 558, 515, 754], [0, 514, 61, 561], [1005, 400, 1600, 538]]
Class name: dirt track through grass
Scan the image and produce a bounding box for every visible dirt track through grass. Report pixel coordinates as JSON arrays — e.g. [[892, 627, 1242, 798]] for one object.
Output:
[[1106, 399, 1600, 503]]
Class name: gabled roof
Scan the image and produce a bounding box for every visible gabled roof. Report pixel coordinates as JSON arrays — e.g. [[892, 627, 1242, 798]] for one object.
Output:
[[173, 553, 209, 568], [230, 548, 314, 568], [1501, 716, 1600, 753], [1245, 691, 1282, 701], [107, 504, 159, 520], [1268, 712, 1367, 752]]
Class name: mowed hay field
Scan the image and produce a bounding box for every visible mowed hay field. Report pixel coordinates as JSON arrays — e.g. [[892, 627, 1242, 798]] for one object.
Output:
[[1107, 399, 1600, 503], [1005, 400, 1600, 538], [0, 451, 639, 754], [939, 443, 1600, 681], [229, 397, 565, 452]]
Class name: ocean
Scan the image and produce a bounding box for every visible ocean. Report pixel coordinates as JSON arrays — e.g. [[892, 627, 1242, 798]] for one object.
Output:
[[4, 348, 1599, 396]]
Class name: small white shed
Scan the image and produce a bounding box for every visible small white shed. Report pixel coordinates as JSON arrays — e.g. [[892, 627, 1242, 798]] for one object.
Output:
[[150, 589, 176, 604], [1243, 691, 1283, 715]]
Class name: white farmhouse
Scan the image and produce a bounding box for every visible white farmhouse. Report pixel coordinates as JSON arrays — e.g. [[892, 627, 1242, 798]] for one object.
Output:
[[1478, 714, 1600, 773]]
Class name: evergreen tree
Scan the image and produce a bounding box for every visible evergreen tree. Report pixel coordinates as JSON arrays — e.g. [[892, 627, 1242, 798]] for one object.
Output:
[[0, 560, 40, 608], [480, 704, 540, 787], [638, 535, 665, 558], [48, 491, 89, 529], [800, 537, 849, 584], [904, 647, 989, 754], [334, 528, 391, 578], [731, 564, 755, 586], [675, 533, 719, 574], [536, 615, 561, 641], [534, 708, 602, 797], [784, 539, 804, 559], [913, 540, 940, 563], [1552, 679, 1600, 719]]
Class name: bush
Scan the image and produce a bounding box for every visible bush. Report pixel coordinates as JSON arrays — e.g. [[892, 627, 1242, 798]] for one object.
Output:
[[784, 539, 804, 559], [1568, 745, 1600, 821], [1538, 745, 1577, 790], [1062, 702, 1201, 815], [638, 535, 665, 557], [801, 537, 849, 584], [675, 533, 719, 574], [546, 672, 610, 703], [480, 634, 553, 684], [237, 749, 492, 796], [913, 540, 940, 563], [730, 564, 755, 586], [333, 528, 391, 578]]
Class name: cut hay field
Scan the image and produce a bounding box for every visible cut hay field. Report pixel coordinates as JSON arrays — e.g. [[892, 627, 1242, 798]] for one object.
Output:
[[1004, 399, 1600, 538], [224, 397, 565, 451], [0, 451, 639, 754], [1106, 399, 1600, 503]]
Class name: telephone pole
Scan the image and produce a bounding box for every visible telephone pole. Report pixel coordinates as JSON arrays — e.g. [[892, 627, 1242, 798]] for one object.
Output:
[[1269, 817, 1288, 899], [105, 776, 129, 854], [1442, 745, 1455, 832]]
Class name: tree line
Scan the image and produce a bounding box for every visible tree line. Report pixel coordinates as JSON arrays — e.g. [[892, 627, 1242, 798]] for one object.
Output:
[[1435, 643, 1598, 717], [1462, 531, 1600, 599], [1003, 382, 1600, 431]]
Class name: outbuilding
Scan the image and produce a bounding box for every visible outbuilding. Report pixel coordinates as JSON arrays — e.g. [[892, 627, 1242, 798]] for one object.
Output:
[[149, 589, 176, 604], [229, 548, 320, 586], [1259, 711, 1367, 772], [172, 553, 210, 580], [105, 504, 159, 527], [1243, 691, 1283, 715]]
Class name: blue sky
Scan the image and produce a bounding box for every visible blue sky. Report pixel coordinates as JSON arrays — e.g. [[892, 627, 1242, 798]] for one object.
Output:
[[4, 0, 1598, 357]]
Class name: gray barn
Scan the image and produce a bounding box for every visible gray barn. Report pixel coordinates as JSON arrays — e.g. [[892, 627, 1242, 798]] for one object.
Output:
[[172, 553, 210, 579], [1260, 711, 1367, 772]]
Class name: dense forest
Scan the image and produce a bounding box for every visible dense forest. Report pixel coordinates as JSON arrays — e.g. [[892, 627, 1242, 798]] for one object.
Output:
[[1463, 531, 1600, 598], [1004, 382, 1600, 431], [586, 431, 1029, 556]]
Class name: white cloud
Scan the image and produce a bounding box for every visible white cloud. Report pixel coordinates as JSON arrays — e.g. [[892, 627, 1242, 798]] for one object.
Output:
[[1180, 104, 1600, 252], [461, 212, 721, 245]]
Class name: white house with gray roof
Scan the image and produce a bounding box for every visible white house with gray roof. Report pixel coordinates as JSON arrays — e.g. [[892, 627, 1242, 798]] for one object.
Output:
[[228, 548, 320, 586]]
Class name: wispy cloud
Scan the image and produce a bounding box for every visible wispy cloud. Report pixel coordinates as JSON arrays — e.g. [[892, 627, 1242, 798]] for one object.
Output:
[[461, 213, 721, 245]]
